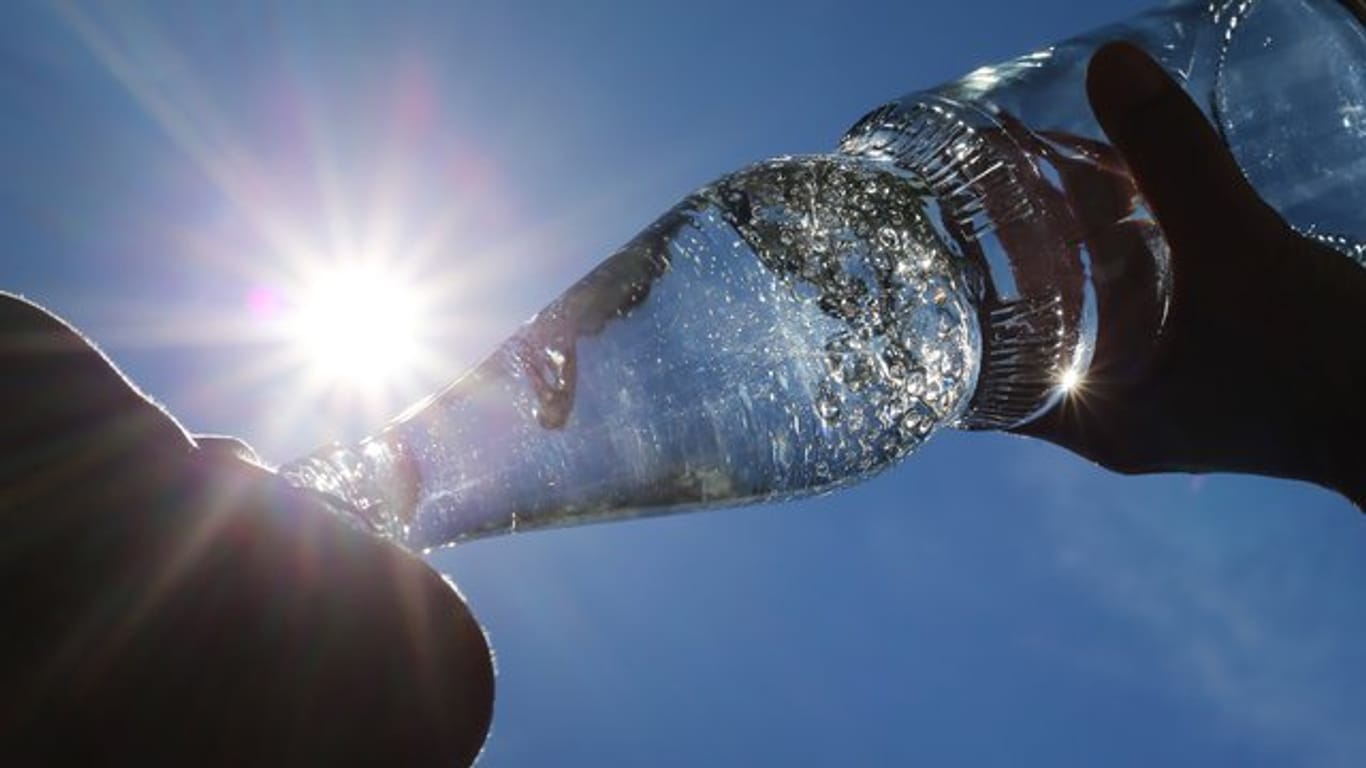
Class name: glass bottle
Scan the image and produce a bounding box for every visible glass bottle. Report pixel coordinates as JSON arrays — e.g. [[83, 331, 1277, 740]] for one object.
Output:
[[282, 0, 1366, 550]]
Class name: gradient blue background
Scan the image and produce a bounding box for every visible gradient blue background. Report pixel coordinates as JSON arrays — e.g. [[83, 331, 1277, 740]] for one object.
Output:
[[3, 1, 1363, 765]]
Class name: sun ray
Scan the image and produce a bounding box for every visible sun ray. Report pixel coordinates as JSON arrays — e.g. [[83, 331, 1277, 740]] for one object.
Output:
[[52, 3, 314, 273], [47, 3, 561, 469]]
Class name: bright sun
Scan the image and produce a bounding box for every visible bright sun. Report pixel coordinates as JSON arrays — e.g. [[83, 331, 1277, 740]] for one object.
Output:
[[288, 264, 423, 394]]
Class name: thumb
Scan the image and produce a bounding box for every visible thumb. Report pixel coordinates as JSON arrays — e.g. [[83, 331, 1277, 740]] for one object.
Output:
[[1086, 42, 1281, 261], [0, 293, 193, 487]]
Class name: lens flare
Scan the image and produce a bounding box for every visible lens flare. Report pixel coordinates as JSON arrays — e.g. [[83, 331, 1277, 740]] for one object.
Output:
[[1059, 367, 1082, 393]]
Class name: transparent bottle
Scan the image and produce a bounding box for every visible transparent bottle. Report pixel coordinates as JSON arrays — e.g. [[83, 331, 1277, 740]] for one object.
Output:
[[282, 0, 1366, 550]]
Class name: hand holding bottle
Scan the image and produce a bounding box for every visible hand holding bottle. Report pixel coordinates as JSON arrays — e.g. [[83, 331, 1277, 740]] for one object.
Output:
[[1013, 43, 1366, 509]]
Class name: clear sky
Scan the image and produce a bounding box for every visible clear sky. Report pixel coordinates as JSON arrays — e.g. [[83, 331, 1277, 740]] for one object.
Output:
[[3, 1, 1364, 765]]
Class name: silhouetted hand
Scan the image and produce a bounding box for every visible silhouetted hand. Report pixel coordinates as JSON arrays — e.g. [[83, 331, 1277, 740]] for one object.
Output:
[[0, 293, 493, 764], [1014, 42, 1366, 510]]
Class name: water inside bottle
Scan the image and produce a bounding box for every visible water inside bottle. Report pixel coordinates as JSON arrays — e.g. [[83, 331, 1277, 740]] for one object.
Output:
[[283, 155, 983, 549]]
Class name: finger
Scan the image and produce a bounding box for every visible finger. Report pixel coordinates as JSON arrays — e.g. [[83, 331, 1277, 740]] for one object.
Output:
[[185, 447, 496, 763], [1086, 42, 1278, 252], [192, 434, 262, 465], [6, 462, 496, 765]]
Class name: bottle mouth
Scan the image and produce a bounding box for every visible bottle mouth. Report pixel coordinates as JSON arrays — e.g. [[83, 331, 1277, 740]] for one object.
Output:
[[839, 95, 1095, 429], [279, 434, 421, 544]]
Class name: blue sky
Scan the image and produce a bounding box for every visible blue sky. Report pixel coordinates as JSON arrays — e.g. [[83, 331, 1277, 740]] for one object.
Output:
[[3, 1, 1364, 765]]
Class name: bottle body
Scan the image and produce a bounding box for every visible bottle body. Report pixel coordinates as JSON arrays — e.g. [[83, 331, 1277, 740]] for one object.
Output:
[[283, 0, 1366, 549], [841, 0, 1366, 425], [284, 157, 981, 549]]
